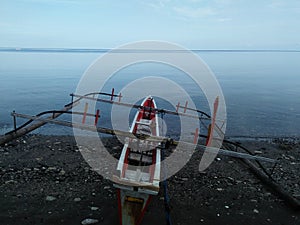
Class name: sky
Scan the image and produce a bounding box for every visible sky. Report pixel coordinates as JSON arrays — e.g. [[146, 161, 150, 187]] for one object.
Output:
[[1, 0, 300, 49]]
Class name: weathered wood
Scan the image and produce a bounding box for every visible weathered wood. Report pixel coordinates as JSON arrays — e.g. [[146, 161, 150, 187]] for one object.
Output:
[[112, 175, 160, 192], [223, 142, 300, 210], [0, 103, 75, 146], [240, 158, 300, 210]]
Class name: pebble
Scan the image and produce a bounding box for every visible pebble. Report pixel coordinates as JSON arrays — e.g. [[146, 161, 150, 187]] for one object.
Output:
[[264, 192, 271, 197], [5, 180, 15, 184], [81, 218, 99, 225], [253, 209, 259, 214], [289, 155, 295, 160], [225, 205, 229, 209], [90, 207, 99, 211], [74, 197, 81, 202], [47, 167, 57, 171], [59, 169, 66, 176], [254, 150, 262, 154], [227, 177, 235, 183], [46, 196, 56, 201]]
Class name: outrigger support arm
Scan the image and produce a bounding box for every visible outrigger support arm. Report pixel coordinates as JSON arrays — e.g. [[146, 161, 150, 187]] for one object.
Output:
[[70, 93, 212, 121], [0, 103, 77, 146], [0, 91, 117, 146], [1, 112, 277, 164]]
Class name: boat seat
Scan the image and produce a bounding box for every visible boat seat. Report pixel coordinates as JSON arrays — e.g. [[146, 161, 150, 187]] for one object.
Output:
[[136, 123, 151, 136], [136, 119, 151, 126], [128, 152, 153, 164]]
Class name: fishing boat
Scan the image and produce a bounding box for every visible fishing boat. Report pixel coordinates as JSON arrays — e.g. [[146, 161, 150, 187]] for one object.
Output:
[[113, 96, 161, 225]]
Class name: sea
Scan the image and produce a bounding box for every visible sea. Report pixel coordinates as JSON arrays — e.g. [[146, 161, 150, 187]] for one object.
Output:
[[0, 49, 300, 138]]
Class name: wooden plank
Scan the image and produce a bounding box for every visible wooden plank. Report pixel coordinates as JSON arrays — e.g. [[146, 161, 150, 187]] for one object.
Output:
[[112, 175, 160, 193]]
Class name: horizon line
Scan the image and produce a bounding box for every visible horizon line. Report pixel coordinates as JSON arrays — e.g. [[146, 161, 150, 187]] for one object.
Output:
[[0, 47, 300, 53]]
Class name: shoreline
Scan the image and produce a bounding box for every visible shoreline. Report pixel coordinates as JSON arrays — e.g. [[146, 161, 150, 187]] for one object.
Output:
[[2, 132, 300, 140]]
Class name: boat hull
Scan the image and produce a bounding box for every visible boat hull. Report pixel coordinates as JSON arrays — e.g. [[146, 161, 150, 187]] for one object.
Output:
[[114, 96, 161, 225]]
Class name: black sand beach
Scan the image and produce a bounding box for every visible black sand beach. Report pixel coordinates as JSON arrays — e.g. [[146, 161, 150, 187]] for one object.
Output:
[[0, 134, 299, 225]]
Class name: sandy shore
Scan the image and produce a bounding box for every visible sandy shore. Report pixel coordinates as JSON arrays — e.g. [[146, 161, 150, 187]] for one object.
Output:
[[0, 134, 299, 225]]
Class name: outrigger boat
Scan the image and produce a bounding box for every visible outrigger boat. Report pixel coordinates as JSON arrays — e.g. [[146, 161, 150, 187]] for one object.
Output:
[[2, 88, 299, 225], [113, 96, 161, 225]]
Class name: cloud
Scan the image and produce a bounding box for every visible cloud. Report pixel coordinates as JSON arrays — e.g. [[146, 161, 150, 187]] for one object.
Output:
[[142, 0, 171, 10], [187, 0, 203, 2], [141, 0, 222, 20], [214, 0, 234, 4], [0, 22, 11, 28], [217, 18, 232, 22], [22, 0, 86, 5], [173, 6, 217, 19], [268, 0, 285, 8], [143, 1, 164, 10]]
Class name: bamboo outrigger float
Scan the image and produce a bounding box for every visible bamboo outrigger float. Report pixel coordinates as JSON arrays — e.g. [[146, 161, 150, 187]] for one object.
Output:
[[1, 88, 299, 225]]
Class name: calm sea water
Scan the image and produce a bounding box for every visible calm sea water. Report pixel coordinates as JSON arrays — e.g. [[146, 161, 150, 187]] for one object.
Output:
[[0, 50, 299, 137]]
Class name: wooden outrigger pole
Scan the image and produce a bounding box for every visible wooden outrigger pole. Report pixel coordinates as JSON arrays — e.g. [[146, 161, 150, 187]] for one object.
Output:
[[0, 90, 118, 146], [0, 102, 76, 146]]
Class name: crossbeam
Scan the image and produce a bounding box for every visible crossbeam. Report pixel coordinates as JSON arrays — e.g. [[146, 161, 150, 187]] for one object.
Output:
[[6, 112, 276, 163], [70, 94, 216, 122]]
